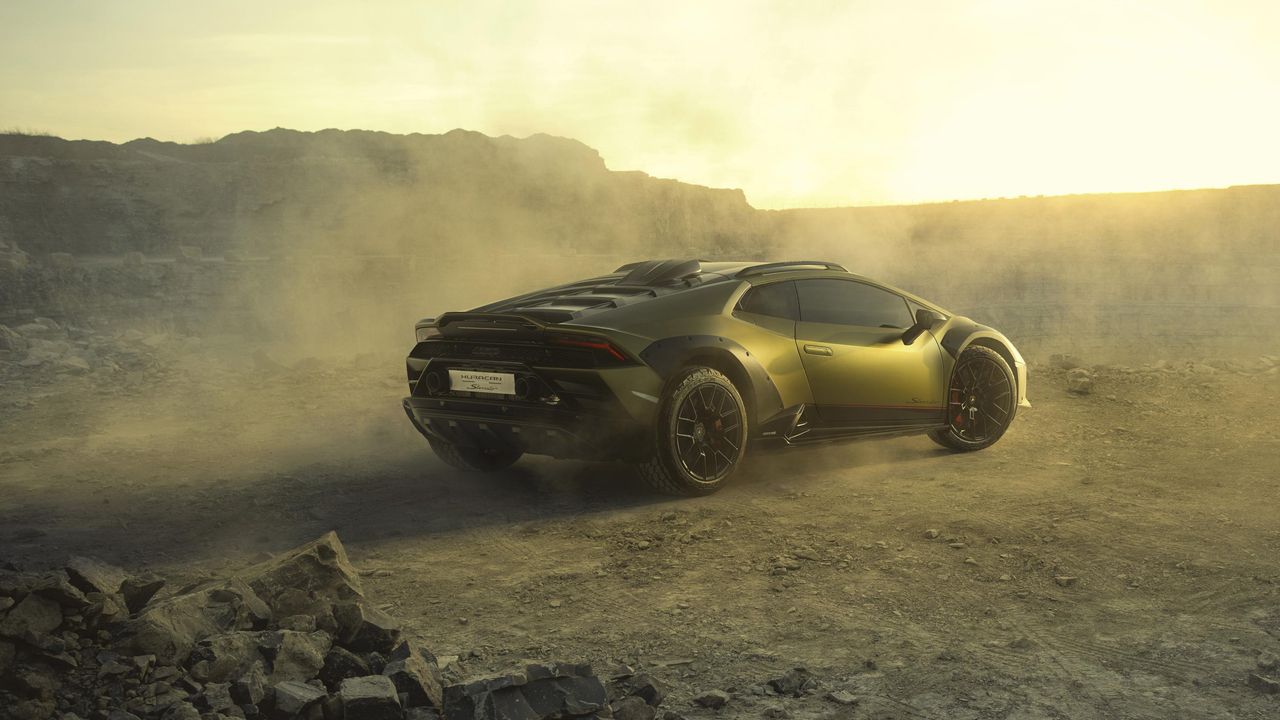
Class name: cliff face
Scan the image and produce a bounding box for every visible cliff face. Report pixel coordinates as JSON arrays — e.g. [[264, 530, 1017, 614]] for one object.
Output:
[[0, 128, 766, 259]]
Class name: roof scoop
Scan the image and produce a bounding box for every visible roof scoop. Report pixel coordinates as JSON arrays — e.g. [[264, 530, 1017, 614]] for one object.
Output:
[[617, 259, 703, 286]]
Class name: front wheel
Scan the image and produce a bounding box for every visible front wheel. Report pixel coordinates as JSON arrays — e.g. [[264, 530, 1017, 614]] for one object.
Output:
[[929, 345, 1017, 452], [636, 367, 749, 496], [427, 437, 523, 472]]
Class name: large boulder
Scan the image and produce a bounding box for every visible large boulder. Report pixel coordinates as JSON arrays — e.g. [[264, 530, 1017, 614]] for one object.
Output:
[[237, 532, 363, 623], [121, 578, 269, 664]]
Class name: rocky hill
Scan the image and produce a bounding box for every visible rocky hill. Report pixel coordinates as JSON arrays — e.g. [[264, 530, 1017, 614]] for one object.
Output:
[[1, 129, 1277, 360], [0, 128, 766, 260]]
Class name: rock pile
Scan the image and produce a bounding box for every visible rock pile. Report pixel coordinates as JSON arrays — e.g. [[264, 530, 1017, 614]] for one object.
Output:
[[0, 533, 663, 720], [0, 318, 163, 377]]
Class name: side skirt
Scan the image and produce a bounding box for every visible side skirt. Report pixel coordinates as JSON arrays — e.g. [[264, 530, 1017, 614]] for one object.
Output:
[[754, 403, 946, 448]]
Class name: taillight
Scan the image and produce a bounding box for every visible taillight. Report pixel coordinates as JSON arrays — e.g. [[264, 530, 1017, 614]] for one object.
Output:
[[415, 325, 441, 343], [552, 336, 631, 364]]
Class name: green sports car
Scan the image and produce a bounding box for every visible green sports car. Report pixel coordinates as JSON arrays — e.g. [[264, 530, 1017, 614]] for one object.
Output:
[[403, 259, 1030, 494]]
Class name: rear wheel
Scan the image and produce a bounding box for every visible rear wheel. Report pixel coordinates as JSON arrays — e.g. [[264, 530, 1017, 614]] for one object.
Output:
[[427, 436, 523, 472], [637, 367, 748, 496], [929, 345, 1016, 452]]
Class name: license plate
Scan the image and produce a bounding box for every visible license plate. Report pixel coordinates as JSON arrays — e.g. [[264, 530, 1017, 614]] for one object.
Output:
[[448, 369, 515, 395]]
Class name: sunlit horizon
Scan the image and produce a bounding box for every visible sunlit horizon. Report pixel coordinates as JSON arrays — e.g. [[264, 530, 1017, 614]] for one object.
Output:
[[2, 0, 1278, 208]]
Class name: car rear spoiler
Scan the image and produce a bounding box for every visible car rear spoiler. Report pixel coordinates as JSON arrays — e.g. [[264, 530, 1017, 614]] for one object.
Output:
[[431, 312, 550, 338]]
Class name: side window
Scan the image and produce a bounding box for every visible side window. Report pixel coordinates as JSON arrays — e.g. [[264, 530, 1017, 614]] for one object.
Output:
[[795, 279, 914, 328], [736, 281, 799, 320], [906, 299, 944, 322]]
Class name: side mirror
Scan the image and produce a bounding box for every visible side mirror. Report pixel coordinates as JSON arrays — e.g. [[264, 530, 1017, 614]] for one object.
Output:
[[901, 309, 942, 345]]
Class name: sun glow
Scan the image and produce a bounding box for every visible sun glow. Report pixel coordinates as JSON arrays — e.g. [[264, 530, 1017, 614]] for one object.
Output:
[[1, 0, 1276, 207]]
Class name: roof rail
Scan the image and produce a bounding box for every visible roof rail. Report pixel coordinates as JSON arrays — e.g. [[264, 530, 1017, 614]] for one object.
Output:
[[736, 261, 847, 278]]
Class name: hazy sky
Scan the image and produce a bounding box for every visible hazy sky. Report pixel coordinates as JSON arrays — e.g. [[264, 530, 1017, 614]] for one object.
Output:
[[2, 1, 1278, 207]]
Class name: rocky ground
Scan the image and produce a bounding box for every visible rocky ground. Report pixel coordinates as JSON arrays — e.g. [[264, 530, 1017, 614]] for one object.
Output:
[[2, 320, 1279, 719]]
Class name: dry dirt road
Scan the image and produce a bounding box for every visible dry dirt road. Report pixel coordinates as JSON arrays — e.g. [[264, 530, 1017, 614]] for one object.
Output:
[[2, 352, 1278, 719]]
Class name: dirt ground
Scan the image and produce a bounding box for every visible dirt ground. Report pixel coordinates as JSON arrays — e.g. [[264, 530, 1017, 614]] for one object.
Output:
[[2, 348, 1278, 719]]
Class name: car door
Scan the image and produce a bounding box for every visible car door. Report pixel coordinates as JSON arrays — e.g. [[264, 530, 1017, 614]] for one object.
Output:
[[730, 279, 812, 410], [793, 278, 945, 429]]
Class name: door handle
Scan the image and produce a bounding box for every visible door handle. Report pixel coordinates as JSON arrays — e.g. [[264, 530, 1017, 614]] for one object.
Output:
[[803, 344, 833, 356]]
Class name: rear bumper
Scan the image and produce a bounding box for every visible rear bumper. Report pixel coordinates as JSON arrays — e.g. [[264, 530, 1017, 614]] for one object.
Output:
[[403, 394, 649, 462]]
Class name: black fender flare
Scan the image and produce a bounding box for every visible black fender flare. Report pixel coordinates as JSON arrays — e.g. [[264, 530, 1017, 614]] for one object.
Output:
[[638, 335, 784, 425], [940, 318, 1011, 359], [939, 318, 1022, 394]]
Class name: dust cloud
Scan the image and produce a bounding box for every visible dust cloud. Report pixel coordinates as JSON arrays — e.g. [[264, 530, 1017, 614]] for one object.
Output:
[[2, 129, 1277, 532]]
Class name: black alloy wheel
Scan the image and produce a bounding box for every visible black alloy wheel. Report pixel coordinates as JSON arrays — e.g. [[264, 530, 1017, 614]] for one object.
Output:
[[929, 345, 1017, 452], [637, 367, 749, 495], [673, 382, 744, 482]]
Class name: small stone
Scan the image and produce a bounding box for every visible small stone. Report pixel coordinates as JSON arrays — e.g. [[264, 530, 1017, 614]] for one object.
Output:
[[65, 556, 130, 596], [767, 667, 815, 697], [30, 571, 89, 608], [615, 672, 664, 707], [825, 690, 859, 705], [1248, 673, 1280, 694], [230, 661, 268, 706], [549, 599, 563, 609], [203, 681, 236, 713], [276, 614, 317, 632], [382, 651, 444, 708], [269, 630, 331, 682], [692, 690, 729, 708], [923, 529, 940, 539], [963, 557, 978, 566], [1066, 368, 1094, 395], [319, 646, 370, 688], [130, 654, 156, 679], [339, 675, 402, 719], [1049, 354, 1081, 370], [612, 695, 657, 720], [0, 593, 63, 636], [1258, 651, 1279, 672], [948, 542, 966, 550], [333, 603, 400, 653], [160, 702, 201, 720], [1054, 576, 1079, 587], [273, 680, 327, 714], [119, 574, 166, 614]]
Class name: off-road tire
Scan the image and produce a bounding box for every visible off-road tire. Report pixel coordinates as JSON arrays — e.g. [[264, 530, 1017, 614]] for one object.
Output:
[[929, 345, 1017, 452], [427, 436, 523, 472], [637, 367, 749, 496]]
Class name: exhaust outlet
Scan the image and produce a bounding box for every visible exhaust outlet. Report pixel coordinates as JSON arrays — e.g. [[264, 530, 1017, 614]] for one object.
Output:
[[424, 371, 444, 394], [514, 376, 530, 399]]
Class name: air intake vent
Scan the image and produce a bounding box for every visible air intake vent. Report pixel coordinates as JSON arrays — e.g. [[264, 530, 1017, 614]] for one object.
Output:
[[618, 259, 702, 286]]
